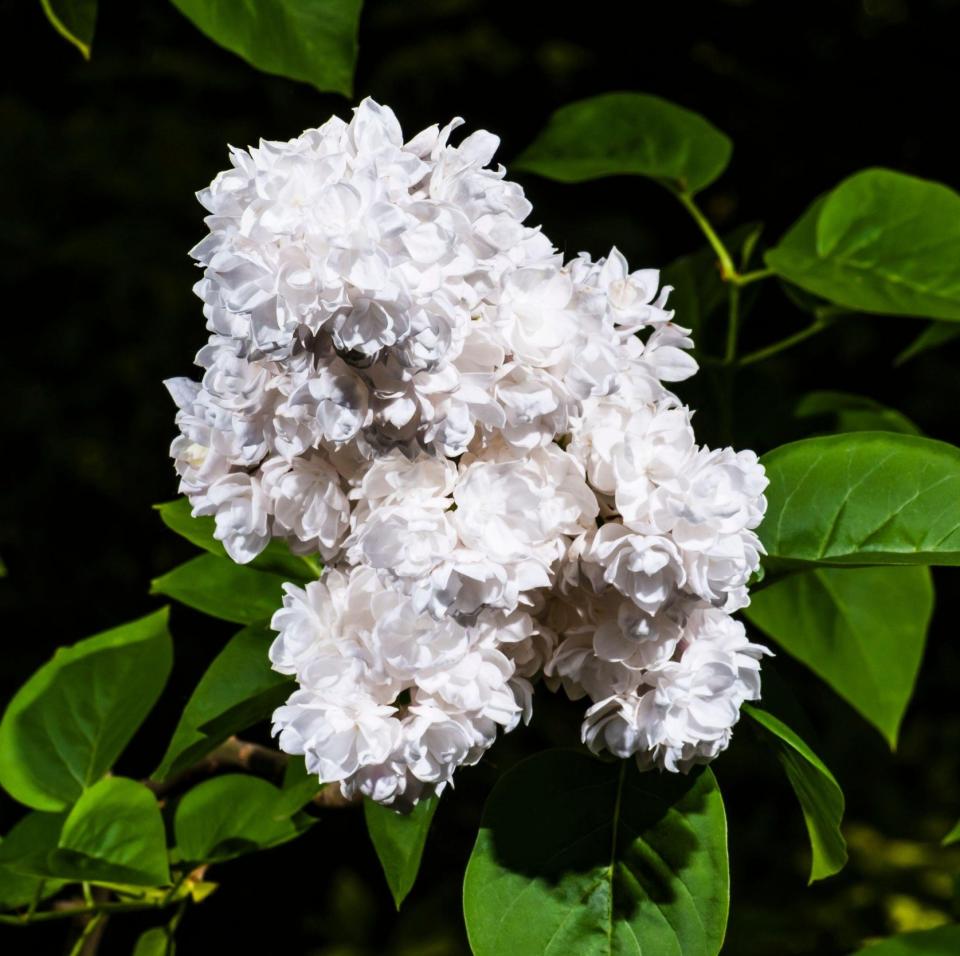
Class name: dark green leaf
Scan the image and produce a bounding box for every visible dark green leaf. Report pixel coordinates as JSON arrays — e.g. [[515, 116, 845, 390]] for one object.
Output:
[[155, 498, 316, 581], [274, 757, 321, 816], [153, 625, 290, 782], [40, 0, 96, 59], [174, 775, 313, 863], [795, 391, 920, 436], [0, 780, 169, 886], [766, 169, 960, 321], [364, 795, 438, 909], [150, 554, 288, 625], [895, 322, 960, 366], [463, 750, 728, 956], [746, 566, 932, 747], [0, 837, 65, 912], [743, 704, 846, 882], [0, 609, 172, 811], [169, 0, 362, 96], [56, 778, 170, 886], [514, 92, 732, 194], [847, 925, 960, 955], [759, 433, 960, 571]]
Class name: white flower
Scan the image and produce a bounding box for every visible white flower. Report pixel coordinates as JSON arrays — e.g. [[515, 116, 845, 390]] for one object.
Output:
[[198, 472, 271, 564], [261, 452, 350, 559]]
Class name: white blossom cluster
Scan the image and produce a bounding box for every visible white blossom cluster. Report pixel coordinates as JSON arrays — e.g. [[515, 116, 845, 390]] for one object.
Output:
[[167, 99, 770, 808]]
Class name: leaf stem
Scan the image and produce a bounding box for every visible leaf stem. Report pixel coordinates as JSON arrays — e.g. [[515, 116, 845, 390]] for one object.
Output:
[[736, 267, 773, 286], [675, 191, 737, 281], [68, 912, 105, 956], [738, 317, 831, 367]]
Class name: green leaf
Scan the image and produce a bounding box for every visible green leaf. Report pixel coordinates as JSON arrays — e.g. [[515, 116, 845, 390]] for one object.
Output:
[[795, 391, 920, 436], [153, 625, 290, 782], [174, 775, 313, 863], [155, 498, 316, 581], [274, 757, 321, 816], [847, 925, 960, 955], [766, 169, 960, 321], [0, 609, 172, 811], [746, 566, 932, 747], [133, 927, 171, 956], [895, 322, 960, 366], [942, 819, 960, 846], [743, 704, 846, 883], [463, 750, 728, 956], [0, 780, 169, 886], [364, 794, 438, 909], [56, 778, 170, 886], [0, 838, 65, 912], [169, 0, 362, 96], [514, 92, 732, 194], [759, 432, 960, 572], [150, 554, 288, 625], [40, 0, 96, 59]]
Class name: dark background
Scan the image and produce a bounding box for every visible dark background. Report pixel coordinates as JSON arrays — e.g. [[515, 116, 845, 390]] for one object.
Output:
[[2, 0, 960, 953]]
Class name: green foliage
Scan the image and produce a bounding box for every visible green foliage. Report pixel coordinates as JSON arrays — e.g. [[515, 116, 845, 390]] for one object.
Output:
[[155, 498, 317, 581], [795, 392, 920, 436], [154, 625, 291, 781], [746, 566, 932, 747], [895, 323, 960, 365], [168, 0, 363, 95], [848, 925, 960, 954], [514, 92, 732, 194], [463, 750, 728, 956], [743, 705, 847, 883], [941, 820, 960, 846], [133, 927, 172, 956], [150, 554, 288, 625], [39, 0, 96, 59], [759, 433, 960, 571], [0, 609, 172, 811], [0, 849, 64, 912], [174, 774, 313, 863], [364, 794, 438, 909], [0, 779, 169, 886], [766, 169, 960, 321]]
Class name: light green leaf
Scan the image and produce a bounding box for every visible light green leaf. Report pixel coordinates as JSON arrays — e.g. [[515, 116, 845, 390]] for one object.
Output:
[[746, 566, 932, 747], [153, 625, 291, 782], [364, 794, 438, 909], [150, 554, 288, 625], [743, 704, 846, 882], [0, 781, 169, 886], [463, 750, 728, 956], [40, 0, 96, 59], [895, 322, 960, 366], [174, 774, 313, 863], [56, 778, 170, 886], [169, 0, 362, 96], [133, 927, 171, 956], [155, 498, 317, 581], [795, 391, 920, 436], [759, 432, 960, 572], [848, 925, 960, 954], [766, 169, 960, 321], [514, 92, 732, 194], [0, 609, 172, 811]]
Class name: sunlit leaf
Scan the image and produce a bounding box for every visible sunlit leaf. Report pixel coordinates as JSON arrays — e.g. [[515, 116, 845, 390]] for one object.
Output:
[[767, 169, 960, 321], [0, 609, 172, 811], [169, 0, 363, 96], [746, 566, 932, 747], [364, 794, 438, 909]]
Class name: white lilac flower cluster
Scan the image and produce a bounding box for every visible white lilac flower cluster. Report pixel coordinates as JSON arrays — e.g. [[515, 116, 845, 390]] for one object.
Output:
[[166, 99, 770, 808]]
